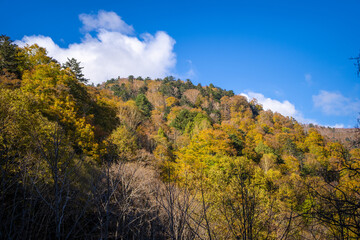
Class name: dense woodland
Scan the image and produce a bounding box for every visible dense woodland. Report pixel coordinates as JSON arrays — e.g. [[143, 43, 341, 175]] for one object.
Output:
[[1, 34, 360, 239]]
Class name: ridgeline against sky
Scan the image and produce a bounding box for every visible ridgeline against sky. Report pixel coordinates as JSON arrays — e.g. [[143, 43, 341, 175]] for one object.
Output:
[[2, 1, 360, 126]]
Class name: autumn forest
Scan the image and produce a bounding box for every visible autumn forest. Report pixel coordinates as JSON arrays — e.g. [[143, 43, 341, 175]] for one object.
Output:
[[1, 35, 360, 239]]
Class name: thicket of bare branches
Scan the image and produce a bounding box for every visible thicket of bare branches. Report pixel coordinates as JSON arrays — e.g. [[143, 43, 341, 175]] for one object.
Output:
[[0, 126, 206, 240]]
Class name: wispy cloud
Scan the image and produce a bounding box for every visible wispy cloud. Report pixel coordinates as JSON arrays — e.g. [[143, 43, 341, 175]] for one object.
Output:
[[304, 73, 312, 85], [313, 90, 360, 116], [329, 123, 345, 128], [241, 91, 316, 124], [16, 10, 176, 84], [184, 59, 196, 79]]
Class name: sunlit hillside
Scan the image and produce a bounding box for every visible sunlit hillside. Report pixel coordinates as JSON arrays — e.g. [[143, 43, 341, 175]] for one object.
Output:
[[1, 35, 360, 239]]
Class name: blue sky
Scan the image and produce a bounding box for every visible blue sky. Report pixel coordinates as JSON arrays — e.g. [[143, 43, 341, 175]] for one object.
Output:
[[1, 0, 360, 127]]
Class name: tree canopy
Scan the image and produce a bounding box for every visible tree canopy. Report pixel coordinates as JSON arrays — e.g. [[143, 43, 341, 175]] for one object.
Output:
[[0, 35, 359, 240]]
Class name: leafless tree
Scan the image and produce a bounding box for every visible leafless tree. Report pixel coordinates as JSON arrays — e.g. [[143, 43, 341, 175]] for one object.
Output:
[[155, 177, 202, 240], [28, 123, 93, 239]]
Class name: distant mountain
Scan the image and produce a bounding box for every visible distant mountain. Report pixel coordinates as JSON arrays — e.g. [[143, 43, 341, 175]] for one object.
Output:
[[303, 124, 358, 149]]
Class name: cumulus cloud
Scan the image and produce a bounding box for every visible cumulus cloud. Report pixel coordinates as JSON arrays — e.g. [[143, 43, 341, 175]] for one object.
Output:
[[241, 92, 297, 116], [313, 90, 360, 116], [15, 10, 176, 84], [241, 91, 316, 124], [79, 10, 134, 34]]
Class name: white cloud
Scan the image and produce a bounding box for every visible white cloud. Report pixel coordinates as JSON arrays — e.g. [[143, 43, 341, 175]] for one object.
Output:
[[79, 10, 134, 34], [313, 90, 360, 116], [241, 91, 296, 117], [241, 91, 316, 124], [15, 11, 176, 84], [330, 124, 345, 128]]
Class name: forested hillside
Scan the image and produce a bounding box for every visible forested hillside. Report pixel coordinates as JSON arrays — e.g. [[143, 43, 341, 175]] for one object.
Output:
[[1, 35, 360, 239], [303, 125, 358, 149]]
